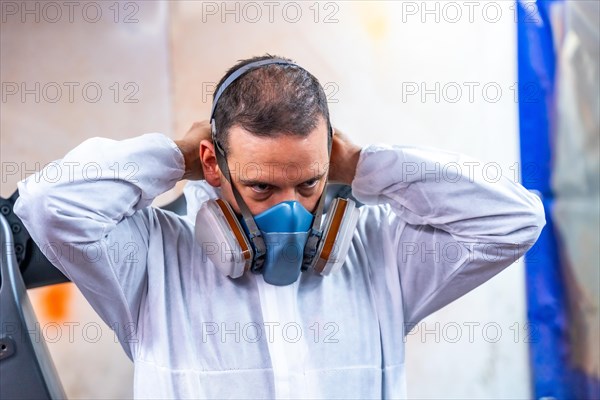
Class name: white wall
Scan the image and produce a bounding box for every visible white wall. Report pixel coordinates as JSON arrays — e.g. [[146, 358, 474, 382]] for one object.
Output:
[[1, 1, 530, 398]]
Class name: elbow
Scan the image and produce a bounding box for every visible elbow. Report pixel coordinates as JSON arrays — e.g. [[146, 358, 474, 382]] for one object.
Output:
[[14, 179, 70, 241], [530, 191, 546, 239], [518, 190, 546, 253], [13, 180, 53, 236], [13, 180, 39, 225]]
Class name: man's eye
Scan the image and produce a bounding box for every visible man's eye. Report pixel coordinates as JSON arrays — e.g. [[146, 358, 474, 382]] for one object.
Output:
[[251, 183, 271, 193], [301, 179, 319, 189]]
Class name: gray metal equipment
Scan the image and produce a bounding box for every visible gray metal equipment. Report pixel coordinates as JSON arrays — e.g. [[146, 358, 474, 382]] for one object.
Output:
[[0, 211, 67, 399]]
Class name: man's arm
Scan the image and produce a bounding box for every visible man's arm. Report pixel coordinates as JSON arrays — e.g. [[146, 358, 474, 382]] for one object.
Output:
[[349, 143, 546, 325], [13, 130, 195, 359]]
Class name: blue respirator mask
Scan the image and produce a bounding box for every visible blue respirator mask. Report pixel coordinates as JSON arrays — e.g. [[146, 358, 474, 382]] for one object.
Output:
[[194, 58, 360, 286]]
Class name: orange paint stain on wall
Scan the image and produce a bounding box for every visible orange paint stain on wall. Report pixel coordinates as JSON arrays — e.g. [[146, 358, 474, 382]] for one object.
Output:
[[35, 282, 74, 323]]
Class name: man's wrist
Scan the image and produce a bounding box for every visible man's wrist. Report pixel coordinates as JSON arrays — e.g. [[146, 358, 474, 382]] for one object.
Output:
[[330, 146, 362, 186], [175, 139, 202, 180], [340, 147, 361, 185]]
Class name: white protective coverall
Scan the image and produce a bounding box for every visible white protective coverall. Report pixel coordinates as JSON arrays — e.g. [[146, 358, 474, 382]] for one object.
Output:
[[14, 132, 545, 399]]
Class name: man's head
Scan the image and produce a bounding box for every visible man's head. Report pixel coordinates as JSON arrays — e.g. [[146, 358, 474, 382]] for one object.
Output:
[[200, 54, 331, 216]]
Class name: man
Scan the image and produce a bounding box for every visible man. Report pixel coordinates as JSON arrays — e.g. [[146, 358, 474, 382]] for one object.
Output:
[[14, 54, 545, 398]]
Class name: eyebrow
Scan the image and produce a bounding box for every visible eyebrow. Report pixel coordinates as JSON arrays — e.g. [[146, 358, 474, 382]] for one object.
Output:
[[240, 172, 327, 187]]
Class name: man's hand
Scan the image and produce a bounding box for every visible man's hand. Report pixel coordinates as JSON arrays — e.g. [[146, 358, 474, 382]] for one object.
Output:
[[175, 121, 212, 181], [328, 127, 362, 186]]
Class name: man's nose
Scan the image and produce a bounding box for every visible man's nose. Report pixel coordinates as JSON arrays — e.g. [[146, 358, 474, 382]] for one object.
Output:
[[268, 187, 300, 206], [250, 189, 302, 216], [267, 187, 320, 214]]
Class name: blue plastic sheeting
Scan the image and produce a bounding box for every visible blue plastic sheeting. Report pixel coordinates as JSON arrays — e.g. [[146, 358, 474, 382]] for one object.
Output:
[[517, 0, 555, 197], [517, 0, 600, 398]]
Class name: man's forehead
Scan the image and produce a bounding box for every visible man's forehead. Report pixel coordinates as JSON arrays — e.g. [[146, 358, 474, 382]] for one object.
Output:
[[227, 126, 328, 159], [226, 125, 329, 183]]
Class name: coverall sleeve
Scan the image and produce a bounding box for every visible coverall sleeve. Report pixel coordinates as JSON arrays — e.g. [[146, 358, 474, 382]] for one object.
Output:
[[351, 144, 546, 325], [13, 133, 185, 359]]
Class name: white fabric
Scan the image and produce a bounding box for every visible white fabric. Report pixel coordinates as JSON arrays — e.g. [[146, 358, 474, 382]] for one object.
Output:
[[14, 133, 546, 399]]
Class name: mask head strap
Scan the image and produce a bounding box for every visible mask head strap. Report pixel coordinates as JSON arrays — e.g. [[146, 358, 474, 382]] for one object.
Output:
[[301, 127, 332, 271], [212, 134, 267, 272], [210, 58, 333, 273]]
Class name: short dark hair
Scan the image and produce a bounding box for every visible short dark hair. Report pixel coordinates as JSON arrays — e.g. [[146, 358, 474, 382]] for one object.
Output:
[[212, 54, 330, 153]]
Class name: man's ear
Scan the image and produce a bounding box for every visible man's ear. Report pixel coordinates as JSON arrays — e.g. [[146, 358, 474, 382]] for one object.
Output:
[[199, 139, 221, 187]]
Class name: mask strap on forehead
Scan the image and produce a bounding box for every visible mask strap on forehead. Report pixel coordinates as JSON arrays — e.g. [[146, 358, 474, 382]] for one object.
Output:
[[210, 58, 296, 120], [210, 58, 301, 161]]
